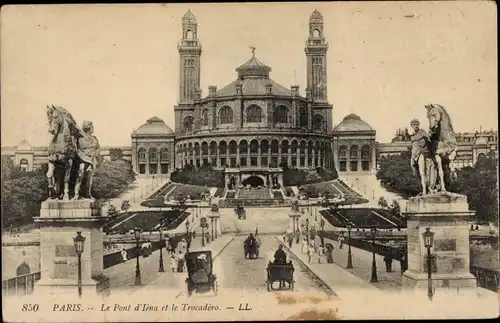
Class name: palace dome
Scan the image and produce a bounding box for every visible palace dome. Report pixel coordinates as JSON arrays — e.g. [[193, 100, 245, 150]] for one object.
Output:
[[183, 10, 197, 23], [334, 114, 374, 132], [135, 117, 174, 136], [310, 10, 323, 21], [216, 55, 291, 97]]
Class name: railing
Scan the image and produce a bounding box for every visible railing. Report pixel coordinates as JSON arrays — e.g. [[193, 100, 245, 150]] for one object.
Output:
[[470, 266, 500, 293], [2, 272, 41, 296], [175, 126, 331, 138]]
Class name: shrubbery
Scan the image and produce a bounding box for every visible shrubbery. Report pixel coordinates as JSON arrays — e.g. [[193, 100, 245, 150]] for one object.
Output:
[[170, 164, 225, 188], [282, 165, 338, 186]]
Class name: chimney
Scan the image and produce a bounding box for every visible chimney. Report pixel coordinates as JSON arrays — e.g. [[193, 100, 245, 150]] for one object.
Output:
[[265, 83, 273, 94], [235, 82, 243, 95], [208, 86, 217, 97], [291, 85, 299, 96]]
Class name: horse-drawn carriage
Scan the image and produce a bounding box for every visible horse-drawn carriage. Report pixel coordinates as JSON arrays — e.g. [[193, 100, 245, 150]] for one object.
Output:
[[243, 237, 259, 259], [266, 261, 295, 291], [185, 251, 218, 296]]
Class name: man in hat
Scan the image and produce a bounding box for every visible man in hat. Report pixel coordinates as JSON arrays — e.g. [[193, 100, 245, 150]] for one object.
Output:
[[410, 118, 431, 177]]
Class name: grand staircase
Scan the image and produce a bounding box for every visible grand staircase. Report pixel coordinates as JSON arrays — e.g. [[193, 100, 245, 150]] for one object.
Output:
[[237, 187, 271, 199]]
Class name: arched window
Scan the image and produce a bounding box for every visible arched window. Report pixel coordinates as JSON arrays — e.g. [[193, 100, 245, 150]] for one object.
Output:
[[201, 142, 208, 155], [271, 140, 279, 154], [19, 158, 28, 172], [350, 145, 359, 159], [16, 263, 30, 276], [194, 142, 200, 155], [219, 141, 227, 154], [160, 148, 169, 161], [361, 145, 371, 159], [138, 148, 146, 162], [209, 141, 217, 155], [291, 140, 298, 154], [185, 29, 193, 40], [312, 114, 325, 130], [300, 141, 306, 154], [219, 106, 233, 125], [300, 105, 308, 127], [187, 143, 193, 156], [261, 140, 269, 154], [250, 140, 259, 154], [183, 116, 194, 132], [274, 105, 289, 124], [313, 29, 321, 38], [239, 140, 248, 154], [246, 105, 262, 123], [202, 109, 209, 126], [229, 140, 237, 154], [339, 146, 347, 158], [282, 140, 289, 154]]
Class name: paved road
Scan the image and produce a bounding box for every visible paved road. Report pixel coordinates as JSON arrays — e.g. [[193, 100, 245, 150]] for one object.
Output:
[[219, 208, 290, 235], [213, 235, 334, 295]]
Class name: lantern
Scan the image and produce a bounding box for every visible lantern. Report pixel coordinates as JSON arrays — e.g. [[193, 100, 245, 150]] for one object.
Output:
[[73, 232, 86, 255], [422, 228, 435, 249], [133, 227, 141, 240], [200, 217, 207, 228]]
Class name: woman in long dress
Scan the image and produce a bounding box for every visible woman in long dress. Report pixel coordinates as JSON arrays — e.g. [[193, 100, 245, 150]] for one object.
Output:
[[301, 237, 308, 254], [307, 241, 316, 263]]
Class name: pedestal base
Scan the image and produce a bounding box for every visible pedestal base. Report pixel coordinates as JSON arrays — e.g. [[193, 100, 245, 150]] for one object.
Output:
[[402, 270, 477, 290], [35, 275, 110, 297]]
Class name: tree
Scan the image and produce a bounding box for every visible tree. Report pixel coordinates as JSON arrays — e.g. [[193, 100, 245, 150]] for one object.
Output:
[[376, 150, 420, 197], [378, 196, 389, 209], [121, 200, 131, 211], [109, 148, 124, 161], [390, 199, 401, 216]]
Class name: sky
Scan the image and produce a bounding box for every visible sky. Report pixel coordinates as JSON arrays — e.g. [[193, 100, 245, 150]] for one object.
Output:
[[1, 2, 497, 147]]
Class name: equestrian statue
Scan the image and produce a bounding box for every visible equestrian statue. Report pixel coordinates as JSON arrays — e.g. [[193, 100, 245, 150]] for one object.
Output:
[[410, 104, 457, 195], [46, 105, 101, 201]]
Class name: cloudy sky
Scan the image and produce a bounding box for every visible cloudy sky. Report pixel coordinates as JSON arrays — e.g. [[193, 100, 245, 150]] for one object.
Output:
[[1, 2, 497, 147]]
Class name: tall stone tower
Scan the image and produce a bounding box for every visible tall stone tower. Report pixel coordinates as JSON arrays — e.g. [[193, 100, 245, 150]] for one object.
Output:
[[178, 9, 202, 103], [305, 10, 328, 103]]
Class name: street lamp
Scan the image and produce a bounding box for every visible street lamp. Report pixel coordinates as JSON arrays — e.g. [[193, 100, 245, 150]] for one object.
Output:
[[210, 217, 214, 242], [185, 220, 191, 252], [370, 226, 378, 283], [200, 217, 207, 247], [133, 227, 142, 286], [422, 227, 435, 300], [346, 224, 353, 269], [73, 232, 86, 298], [158, 229, 165, 272], [320, 219, 325, 247], [305, 218, 309, 244]]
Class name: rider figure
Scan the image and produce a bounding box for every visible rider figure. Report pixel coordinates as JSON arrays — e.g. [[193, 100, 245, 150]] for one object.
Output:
[[410, 118, 431, 177], [247, 233, 256, 246], [274, 244, 287, 264]]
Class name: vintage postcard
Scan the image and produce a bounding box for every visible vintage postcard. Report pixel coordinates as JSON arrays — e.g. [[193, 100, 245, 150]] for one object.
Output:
[[1, 2, 498, 322]]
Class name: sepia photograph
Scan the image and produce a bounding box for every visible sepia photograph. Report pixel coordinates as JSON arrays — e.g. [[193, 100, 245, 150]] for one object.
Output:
[[1, 1, 498, 321]]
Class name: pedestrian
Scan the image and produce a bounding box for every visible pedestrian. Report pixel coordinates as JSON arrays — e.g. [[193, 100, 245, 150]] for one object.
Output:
[[121, 248, 128, 262], [287, 233, 293, 248], [317, 245, 325, 264], [169, 254, 177, 273], [205, 231, 210, 244], [384, 250, 393, 272], [295, 229, 300, 244], [338, 234, 344, 249], [192, 230, 196, 239], [301, 237, 308, 254], [307, 241, 316, 264], [176, 251, 185, 273]]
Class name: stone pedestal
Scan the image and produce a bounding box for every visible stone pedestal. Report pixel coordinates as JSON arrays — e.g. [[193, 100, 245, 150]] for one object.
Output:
[[402, 192, 477, 293], [207, 211, 222, 239], [288, 212, 302, 234], [34, 200, 110, 297]]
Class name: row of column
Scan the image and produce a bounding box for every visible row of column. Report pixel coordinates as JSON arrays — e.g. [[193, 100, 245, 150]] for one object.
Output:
[[336, 146, 377, 172], [177, 146, 331, 169]]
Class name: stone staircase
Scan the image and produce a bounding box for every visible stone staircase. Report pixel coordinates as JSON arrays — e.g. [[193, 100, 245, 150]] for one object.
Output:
[[237, 187, 271, 199]]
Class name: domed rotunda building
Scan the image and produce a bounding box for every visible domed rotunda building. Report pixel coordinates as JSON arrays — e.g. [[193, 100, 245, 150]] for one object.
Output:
[[171, 9, 333, 187]]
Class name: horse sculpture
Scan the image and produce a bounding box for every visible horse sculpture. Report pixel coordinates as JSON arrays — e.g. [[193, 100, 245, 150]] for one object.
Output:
[[425, 104, 457, 192], [46, 105, 83, 200]]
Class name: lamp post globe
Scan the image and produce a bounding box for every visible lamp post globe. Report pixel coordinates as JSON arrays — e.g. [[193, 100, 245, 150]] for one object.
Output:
[[422, 228, 435, 300], [73, 232, 86, 298], [133, 227, 142, 286]]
